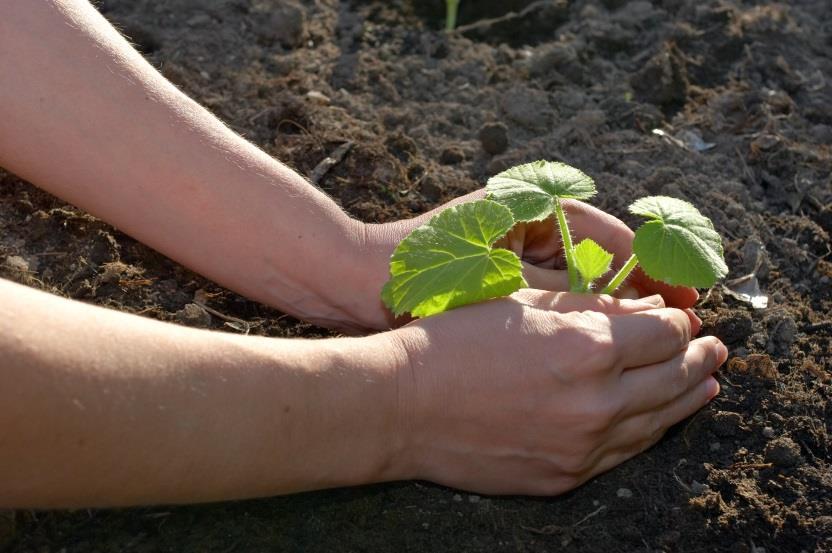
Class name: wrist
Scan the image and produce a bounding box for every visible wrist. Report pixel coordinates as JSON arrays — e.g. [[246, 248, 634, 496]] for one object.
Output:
[[322, 331, 417, 485]]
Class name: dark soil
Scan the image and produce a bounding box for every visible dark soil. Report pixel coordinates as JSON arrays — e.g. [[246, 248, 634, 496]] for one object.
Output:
[[2, 0, 831, 551]]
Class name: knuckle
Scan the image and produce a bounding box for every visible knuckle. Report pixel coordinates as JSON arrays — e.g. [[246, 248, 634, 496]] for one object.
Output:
[[559, 452, 590, 478], [657, 309, 690, 349], [593, 294, 619, 313]]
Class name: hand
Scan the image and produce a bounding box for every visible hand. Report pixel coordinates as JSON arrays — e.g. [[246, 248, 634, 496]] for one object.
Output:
[[499, 199, 699, 308], [356, 191, 700, 333], [384, 290, 727, 495]]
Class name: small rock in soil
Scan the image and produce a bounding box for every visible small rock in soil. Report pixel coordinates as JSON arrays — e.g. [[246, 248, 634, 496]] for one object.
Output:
[[439, 147, 465, 165], [767, 316, 798, 355], [252, 1, 306, 48], [616, 487, 633, 498], [691, 481, 710, 495], [175, 303, 212, 328], [712, 411, 743, 437], [452, 494, 462, 502], [762, 426, 775, 438], [631, 43, 689, 108], [478, 122, 509, 156], [468, 494, 481, 504], [764, 436, 803, 468], [710, 442, 722, 451], [712, 311, 753, 345]]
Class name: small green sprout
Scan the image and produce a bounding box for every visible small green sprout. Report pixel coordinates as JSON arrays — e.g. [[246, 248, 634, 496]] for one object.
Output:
[[445, 0, 460, 31], [381, 160, 728, 318]]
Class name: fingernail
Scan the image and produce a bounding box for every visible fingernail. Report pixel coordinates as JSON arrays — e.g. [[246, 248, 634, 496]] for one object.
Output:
[[716, 341, 729, 364], [639, 294, 664, 307]]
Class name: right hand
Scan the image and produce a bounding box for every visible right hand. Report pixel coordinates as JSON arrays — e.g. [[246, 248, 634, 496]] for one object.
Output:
[[385, 290, 727, 495]]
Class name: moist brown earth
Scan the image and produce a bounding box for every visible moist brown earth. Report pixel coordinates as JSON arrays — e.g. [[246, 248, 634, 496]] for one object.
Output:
[[2, 0, 831, 551]]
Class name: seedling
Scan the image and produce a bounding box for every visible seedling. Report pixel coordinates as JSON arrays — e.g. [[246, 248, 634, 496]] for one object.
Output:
[[445, 0, 460, 31], [382, 160, 727, 318]]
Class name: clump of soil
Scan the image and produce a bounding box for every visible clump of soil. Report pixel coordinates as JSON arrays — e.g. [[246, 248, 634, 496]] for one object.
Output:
[[2, 0, 830, 551]]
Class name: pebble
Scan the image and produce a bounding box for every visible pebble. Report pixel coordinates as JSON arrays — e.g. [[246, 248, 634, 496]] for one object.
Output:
[[616, 488, 633, 499], [305, 91, 331, 105], [712, 411, 743, 437], [175, 303, 212, 328], [439, 147, 465, 165], [691, 481, 710, 495], [468, 494, 481, 504], [762, 426, 776, 438], [478, 122, 509, 155], [452, 494, 462, 502], [764, 436, 803, 468]]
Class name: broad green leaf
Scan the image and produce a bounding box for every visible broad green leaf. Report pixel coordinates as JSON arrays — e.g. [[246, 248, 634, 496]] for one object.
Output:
[[485, 160, 597, 222], [381, 200, 527, 318], [573, 239, 614, 289], [630, 196, 728, 288]]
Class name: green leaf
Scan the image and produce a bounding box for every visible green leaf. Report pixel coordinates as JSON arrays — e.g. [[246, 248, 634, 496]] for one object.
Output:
[[381, 200, 527, 318], [573, 239, 614, 290], [630, 196, 728, 288], [485, 160, 597, 222]]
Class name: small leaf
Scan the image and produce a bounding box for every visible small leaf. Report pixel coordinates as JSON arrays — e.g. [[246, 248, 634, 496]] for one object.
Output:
[[381, 200, 527, 318], [486, 160, 597, 222], [573, 239, 614, 289], [630, 196, 728, 288]]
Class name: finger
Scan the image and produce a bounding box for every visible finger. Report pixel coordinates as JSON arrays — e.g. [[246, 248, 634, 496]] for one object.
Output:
[[563, 200, 700, 309], [630, 270, 700, 309], [685, 308, 702, 336], [585, 377, 721, 481], [617, 336, 727, 415], [607, 308, 692, 369], [512, 288, 666, 315], [521, 263, 570, 292]]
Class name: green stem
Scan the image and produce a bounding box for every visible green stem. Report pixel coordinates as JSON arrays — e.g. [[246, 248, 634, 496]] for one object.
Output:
[[602, 254, 639, 296], [445, 0, 460, 31], [555, 200, 579, 292]]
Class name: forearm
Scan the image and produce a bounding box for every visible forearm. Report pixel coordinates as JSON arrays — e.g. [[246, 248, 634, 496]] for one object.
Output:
[[0, 0, 383, 330], [0, 278, 407, 508]]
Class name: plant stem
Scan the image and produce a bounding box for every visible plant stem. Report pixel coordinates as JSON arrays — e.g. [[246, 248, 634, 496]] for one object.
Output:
[[445, 0, 460, 31], [602, 254, 639, 296], [554, 200, 580, 292]]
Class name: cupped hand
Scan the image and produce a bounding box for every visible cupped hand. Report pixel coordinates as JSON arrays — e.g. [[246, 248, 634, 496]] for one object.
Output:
[[384, 290, 727, 495], [498, 199, 699, 309]]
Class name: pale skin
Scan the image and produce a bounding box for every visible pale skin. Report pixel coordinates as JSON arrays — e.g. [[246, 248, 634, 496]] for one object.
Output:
[[0, 0, 727, 508]]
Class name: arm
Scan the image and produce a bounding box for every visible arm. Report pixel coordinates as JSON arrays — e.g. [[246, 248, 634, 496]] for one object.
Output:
[[0, 0, 389, 332], [0, 277, 725, 508], [0, 278, 404, 508]]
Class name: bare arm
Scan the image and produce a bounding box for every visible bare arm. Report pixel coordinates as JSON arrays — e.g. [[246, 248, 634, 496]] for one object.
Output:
[[0, 278, 404, 508], [0, 0, 392, 332], [0, 278, 725, 508]]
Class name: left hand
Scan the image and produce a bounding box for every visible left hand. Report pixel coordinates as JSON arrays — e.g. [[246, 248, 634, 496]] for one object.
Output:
[[498, 198, 700, 309], [353, 190, 700, 333]]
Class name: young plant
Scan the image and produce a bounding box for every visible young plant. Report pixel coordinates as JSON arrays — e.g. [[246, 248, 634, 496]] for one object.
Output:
[[382, 160, 728, 318], [445, 0, 460, 31]]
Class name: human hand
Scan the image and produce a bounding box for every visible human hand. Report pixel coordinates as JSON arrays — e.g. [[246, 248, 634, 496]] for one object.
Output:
[[382, 290, 726, 495], [498, 198, 700, 308]]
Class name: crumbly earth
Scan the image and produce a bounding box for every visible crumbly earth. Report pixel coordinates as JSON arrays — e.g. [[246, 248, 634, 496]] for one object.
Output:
[[2, 0, 830, 551]]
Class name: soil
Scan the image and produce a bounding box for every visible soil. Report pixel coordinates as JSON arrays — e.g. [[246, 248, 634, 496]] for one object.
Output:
[[1, 0, 830, 551]]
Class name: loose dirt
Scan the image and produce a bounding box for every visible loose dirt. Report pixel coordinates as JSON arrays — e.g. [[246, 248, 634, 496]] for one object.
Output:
[[2, 0, 830, 551]]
